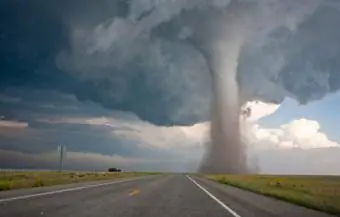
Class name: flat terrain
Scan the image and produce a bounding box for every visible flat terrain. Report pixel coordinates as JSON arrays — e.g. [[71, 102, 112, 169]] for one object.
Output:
[[0, 174, 334, 217], [207, 174, 340, 215], [0, 171, 156, 191]]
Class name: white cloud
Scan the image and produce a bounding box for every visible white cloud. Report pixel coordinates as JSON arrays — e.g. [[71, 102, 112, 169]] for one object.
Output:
[[110, 120, 209, 149], [0, 120, 28, 128], [240, 103, 340, 175], [250, 118, 338, 149], [40, 116, 209, 149], [245, 117, 340, 175]]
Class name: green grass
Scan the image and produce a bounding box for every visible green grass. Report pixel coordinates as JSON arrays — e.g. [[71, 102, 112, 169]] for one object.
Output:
[[0, 171, 157, 191], [206, 174, 340, 215]]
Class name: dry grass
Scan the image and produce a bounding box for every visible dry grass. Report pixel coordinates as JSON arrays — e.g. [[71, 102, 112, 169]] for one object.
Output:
[[0, 171, 157, 191], [206, 174, 340, 215]]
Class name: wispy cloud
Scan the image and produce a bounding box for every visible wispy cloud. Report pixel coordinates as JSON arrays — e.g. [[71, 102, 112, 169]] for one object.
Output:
[[39, 116, 209, 149], [0, 120, 28, 128]]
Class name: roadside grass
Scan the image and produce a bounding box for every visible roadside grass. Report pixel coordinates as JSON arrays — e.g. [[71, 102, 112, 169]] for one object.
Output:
[[0, 171, 158, 191], [206, 174, 340, 215]]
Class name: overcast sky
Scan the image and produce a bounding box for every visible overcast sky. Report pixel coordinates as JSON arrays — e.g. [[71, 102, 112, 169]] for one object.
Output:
[[1, 0, 340, 174]]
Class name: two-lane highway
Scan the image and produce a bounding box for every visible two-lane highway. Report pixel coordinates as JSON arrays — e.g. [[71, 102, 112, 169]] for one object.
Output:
[[0, 175, 334, 217]]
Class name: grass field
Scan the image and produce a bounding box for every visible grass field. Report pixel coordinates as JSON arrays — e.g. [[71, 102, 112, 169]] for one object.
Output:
[[206, 174, 340, 215], [0, 171, 158, 191]]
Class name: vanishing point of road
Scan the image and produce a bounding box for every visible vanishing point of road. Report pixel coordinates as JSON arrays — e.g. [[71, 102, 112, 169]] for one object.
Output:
[[0, 175, 334, 217]]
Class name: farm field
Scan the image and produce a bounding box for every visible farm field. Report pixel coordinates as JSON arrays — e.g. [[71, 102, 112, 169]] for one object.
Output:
[[0, 171, 157, 191], [206, 174, 340, 215]]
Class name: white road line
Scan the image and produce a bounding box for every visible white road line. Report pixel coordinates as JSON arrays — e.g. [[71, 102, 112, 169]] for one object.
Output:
[[187, 175, 241, 217], [0, 178, 137, 203]]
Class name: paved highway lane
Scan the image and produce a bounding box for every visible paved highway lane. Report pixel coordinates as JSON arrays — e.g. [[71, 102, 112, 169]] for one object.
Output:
[[0, 175, 334, 217]]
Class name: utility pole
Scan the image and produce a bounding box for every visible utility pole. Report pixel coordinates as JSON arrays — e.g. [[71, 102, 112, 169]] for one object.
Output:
[[58, 145, 67, 172]]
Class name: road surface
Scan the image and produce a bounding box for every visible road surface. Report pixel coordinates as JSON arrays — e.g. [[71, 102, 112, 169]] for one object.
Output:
[[0, 174, 334, 217]]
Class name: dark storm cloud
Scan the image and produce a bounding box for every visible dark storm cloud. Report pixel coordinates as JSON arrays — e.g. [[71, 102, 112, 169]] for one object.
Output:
[[237, 4, 340, 105], [0, 0, 212, 126], [0, 0, 146, 119], [2, 0, 340, 126], [0, 88, 127, 121]]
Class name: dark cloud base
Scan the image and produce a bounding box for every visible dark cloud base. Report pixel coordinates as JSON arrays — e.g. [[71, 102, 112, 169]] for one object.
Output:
[[0, 0, 209, 126], [1, 1, 340, 125]]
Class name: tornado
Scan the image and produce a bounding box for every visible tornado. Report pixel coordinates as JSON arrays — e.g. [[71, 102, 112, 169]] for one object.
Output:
[[199, 36, 248, 174], [197, 0, 320, 174], [197, 5, 250, 174]]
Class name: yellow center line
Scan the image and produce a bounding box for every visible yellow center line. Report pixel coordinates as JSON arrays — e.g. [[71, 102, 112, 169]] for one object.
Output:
[[129, 189, 140, 196]]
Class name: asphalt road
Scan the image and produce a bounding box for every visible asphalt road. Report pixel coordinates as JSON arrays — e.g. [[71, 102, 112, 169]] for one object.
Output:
[[0, 175, 334, 217]]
